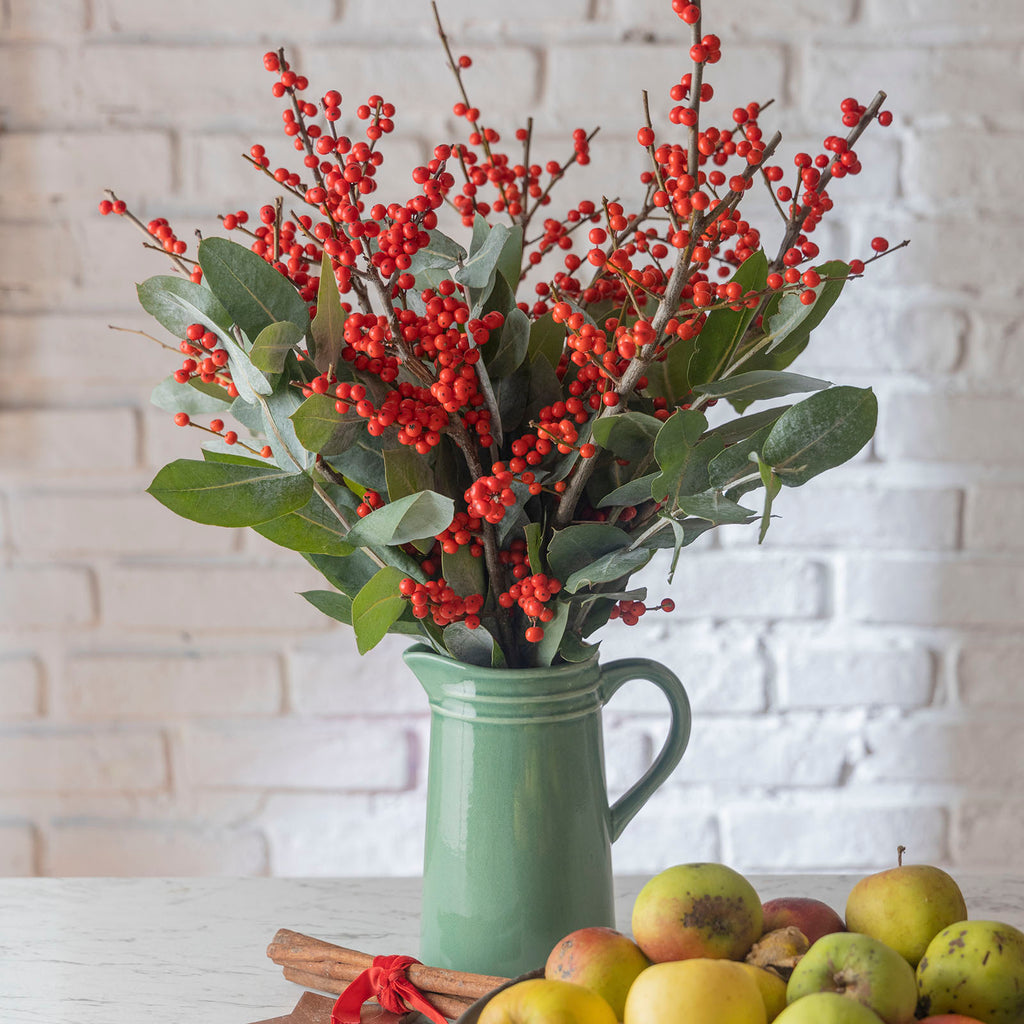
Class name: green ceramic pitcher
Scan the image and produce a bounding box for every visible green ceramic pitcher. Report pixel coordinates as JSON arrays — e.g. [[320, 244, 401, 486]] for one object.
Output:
[[403, 644, 691, 977]]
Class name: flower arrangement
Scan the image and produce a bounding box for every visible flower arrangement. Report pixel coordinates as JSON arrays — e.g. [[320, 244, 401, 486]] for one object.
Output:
[[101, 1, 900, 670]]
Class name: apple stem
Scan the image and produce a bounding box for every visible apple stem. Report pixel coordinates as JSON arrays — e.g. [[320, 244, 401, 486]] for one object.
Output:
[[897, 844, 906, 867]]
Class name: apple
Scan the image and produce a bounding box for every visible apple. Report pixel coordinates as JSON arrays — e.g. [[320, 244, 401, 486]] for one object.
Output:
[[631, 862, 763, 962], [623, 958, 767, 1024], [774, 991, 886, 1023], [544, 925, 650, 1020], [787, 931, 918, 1024], [845, 862, 967, 967], [918, 1017, 989, 1023], [477, 977, 617, 1024], [916, 919, 1024, 1024], [736, 962, 788, 1022], [762, 897, 846, 945]]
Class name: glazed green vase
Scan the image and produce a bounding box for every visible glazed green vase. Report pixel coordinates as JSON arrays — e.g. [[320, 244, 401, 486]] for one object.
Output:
[[403, 644, 692, 977]]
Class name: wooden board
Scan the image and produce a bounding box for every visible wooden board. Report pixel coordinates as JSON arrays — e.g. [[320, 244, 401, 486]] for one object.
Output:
[[248, 991, 410, 1024]]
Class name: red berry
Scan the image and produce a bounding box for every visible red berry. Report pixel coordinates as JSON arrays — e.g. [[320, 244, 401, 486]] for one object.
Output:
[[173, 412, 190, 427], [870, 236, 889, 253]]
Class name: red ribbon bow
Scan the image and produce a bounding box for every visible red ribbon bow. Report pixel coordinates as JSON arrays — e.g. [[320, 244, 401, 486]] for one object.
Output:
[[331, 954, 449, 1024]]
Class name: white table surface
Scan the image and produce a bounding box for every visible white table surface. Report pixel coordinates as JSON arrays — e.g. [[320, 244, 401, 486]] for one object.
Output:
[[0, 875, 1021, 1024]]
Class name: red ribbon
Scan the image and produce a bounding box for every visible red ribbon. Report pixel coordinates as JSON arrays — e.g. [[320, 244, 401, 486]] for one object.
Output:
[[331, 954, 449, 1024]]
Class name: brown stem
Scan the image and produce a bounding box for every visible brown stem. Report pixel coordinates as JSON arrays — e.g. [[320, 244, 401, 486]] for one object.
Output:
[[103, 189, 192, 275]]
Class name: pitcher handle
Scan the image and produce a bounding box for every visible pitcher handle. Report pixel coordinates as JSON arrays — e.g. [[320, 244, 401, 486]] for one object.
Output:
[[599, 658, 691, 842]]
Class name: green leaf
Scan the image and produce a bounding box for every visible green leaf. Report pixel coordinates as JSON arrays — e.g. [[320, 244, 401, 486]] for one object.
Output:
[[525, 353, 563, 424], [249, 320, 303, 374], [351, 566, 407, 655], [547, 523, 632, 581], [694, 370, 831, 403], [252, 487, 354, 555], [496, 224, 523, 291], [756, 454, 782, 543], [197, 236, 310, 342], [531, 600, 569, 668], [652, 409, 724, 505], [201, 447, 269, 468], [597, 472, 659, 508], [710, 406, 791, 445], [301, 589, 353, 625], [384, 447, 435, 502], [306, 548, 410, 597], [221, 329, 273, 401], [486, 307, 531, 377], [344, 491, 455, 548], [765, 260, 850, 356], [493, 363, 530, 436], [688, 250, 769, 387], [559, 633, 600, 663], [707, 422, 776, 491], [676, 490, 757, 525], [563, 548, 652, 594], [137, 275, 233, 338], [455, 221, 511, 289], [408, 229, 467, 270], [762, 385, 877, 486], [441, 543, 485, 599], [311, 253, 348, 374], [443, 622, 497, 668], [291, 394, 364, 456], [645, 336, 696, 405], [150, 375, 232, 415], [591, 412, 663, 461], [261, 385, 310, 469], [470, 353, 503, 447], [528, 313, 566, 370], [147, 459, 312, 527], [524, 522, 544, 577]]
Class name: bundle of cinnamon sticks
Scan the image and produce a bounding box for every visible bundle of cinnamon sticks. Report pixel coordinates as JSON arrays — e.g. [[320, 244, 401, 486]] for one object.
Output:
[[266, 929, 511, 1021]]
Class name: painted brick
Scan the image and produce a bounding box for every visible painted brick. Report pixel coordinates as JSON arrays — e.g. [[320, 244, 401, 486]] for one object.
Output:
[[965, 486, 1024, 552], [0, 822, 36, 875], [545, 44, 787, 132], [627, 551, 827, 621], [64, 652, 283, 718], [966, 313, 1024, 391], [806, 45, 1024, 120], [602, 722, 656, 798], [610, 0, 857, 31], [611, 791, 720, 873], [0, 409, 137, 476], [46, 821, 268, 876], [288, 633, 430, 715], [845, 558, 1024, 628], [141, 406, 230, 471], [343, 0, 591, 30], [678, 715, 853, 787], [98, 563, 328, 632], [7, 490, 227, 556], [865, 0, 1024, 27], [855, 718, 1024, 788], [878, 394, 1024, 466], [0, 131, 173, 213], [94, 0, 335, 34], [596, 621, 768, 713], [0, 656, 43, 719], [956, 799, 1024, 868], [182, 720, 413, 790], [778, 642, 934, 710], [0, 730, 167, 793], [725, 485, 961, 551], [0, 315, 172, 404], [958, 642, 1024, 707], [3, 0, 86, 37], [0, 566, 95, 630], [0, 222, 78, 312], [0, 45, 70, 129], [260, 792, 426, 876], [724, 801, 950, 870]]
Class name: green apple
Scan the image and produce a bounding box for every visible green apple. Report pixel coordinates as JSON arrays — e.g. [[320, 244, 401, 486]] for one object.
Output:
[[478, 977, 617, 1024], [916, 919, 1024, 1024], [631, 862, 763, 962], [775, 991, 886, 1023], [544, 925, 650, 1020], [624, 958, 767, 1024], [845, 863, 967, 966], [787, 931, 918, 1024]]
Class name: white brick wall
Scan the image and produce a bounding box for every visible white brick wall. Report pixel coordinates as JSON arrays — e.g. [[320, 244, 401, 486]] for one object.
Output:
[[2, 0, 1024, 881]]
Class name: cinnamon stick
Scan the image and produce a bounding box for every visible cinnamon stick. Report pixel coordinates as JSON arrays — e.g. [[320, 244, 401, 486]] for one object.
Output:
[[267, 929, 509, 1002], [280, 967, 473, 1020]]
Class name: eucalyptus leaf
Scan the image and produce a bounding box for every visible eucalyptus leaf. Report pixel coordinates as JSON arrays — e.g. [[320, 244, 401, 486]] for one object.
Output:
[[651, 409, 723, 505], [201, 447, 269, 468], [645, 336, 696, 405], [591, 412, 663, 461], [524, 522, 544, 576], [344, 490, 455, 548], [528, 313, 566, 370], [496, 224, 523, 291], [441, 543, 485, 599], [675, 490, 757, 525], [301, 589, 353, 625], [455, 221, 511, 289], [765, 260, 850, 355], [351, 566, 407, 655], [546, 523, 632, 581], [710, 405, 791, 445], [707, 422, 776, 491], [558, 633, 600, 663], [250, 320, 304, 374], [486, 307, 531, 377], [221, 329, 273, 401], [694, 370, 831, 403], [291, 394, 364, 456], [756, 454, 782, 543], [407, 229, 467, 270], [252, 487, 354, 555], [762, 385, 877, 487], [198, 237, 310, 341], [384, 446, 436, 502], [443, 622, 496, 668], [563, 548, 653, 594], [136, 275, 233, 338], [150, 375, 231, 415], [311, 252, 348, 374], [597, 472, 659, 508], [261, 386, 310, 469], [531, 600, 569, 668], [493, 363, 530, 435], [147, 459, 312, 527]]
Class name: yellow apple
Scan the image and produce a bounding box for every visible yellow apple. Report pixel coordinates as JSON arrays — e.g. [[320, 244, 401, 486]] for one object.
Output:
[[478, 977, 617, 1024], [544, 925, 650, 1020], [624, 958, 768, 1024], [736, 962, 789, 1022]]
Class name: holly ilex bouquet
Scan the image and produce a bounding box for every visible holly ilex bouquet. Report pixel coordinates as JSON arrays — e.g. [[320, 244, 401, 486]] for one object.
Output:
[[101, 0, 901, 670]]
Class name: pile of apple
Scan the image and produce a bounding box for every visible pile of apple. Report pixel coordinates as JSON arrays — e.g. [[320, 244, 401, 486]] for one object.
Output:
[[477, 858, 1024, 1024]]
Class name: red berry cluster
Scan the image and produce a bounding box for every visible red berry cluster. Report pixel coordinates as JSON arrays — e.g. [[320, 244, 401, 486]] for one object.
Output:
[[497, 573, 562, 643], [356, 489, 384, 518], [173, 323, 237, 397], [609, 598, 676, 626], [400, 577, 485, 630]]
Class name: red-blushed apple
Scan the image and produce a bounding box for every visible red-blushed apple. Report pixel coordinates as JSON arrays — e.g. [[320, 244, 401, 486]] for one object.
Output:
[[544, 926, 649, 1020], [762, 896, 846, 945], [918, 1017, 988, 1023], [845, 861, 967, 967], [477, 977, 616, 1024], [775, 991, 887, 1023], [786, 931, 918, 1024], [623, 958, 767, 1024], [631, 862, 763, 962]]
